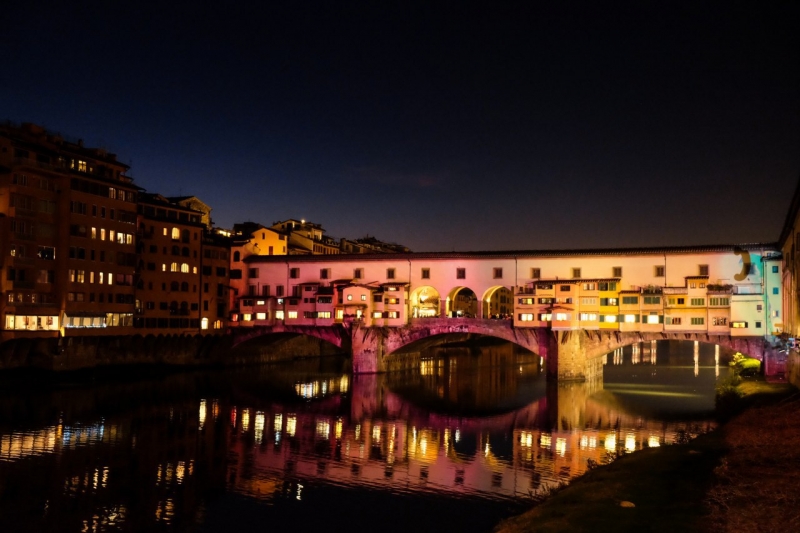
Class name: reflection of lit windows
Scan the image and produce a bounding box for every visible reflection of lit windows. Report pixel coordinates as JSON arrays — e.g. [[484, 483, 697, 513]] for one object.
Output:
[[539, 434, 552, 448], [605, 433, 616, 452], [556, 437, 567, 456], [287, 415, 296, 437], [625, 433, 636, 452], [648, 435, 661, 447]]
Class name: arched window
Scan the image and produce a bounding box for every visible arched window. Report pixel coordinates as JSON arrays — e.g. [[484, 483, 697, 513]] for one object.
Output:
[[181, 229, 190, 243], [201, 318, 209, 330], [181, 282, 189, 292], [181, 263, 189, 273], [233, 251, 241, 262], [171, 262, 178, 272], [171, 228, 180, 240], [170, 281, 179, 291], [171, 245, 180, 255], [192, 266, 197, 274]]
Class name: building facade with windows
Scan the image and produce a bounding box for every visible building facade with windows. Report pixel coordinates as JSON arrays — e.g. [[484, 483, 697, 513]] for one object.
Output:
[[1, 122, 139, 340], [135, 194, 230, 333], [229, 245, 782, 339]]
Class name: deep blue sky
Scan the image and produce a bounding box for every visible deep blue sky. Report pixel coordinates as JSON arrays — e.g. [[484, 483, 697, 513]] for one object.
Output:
[[3, 1, 798, 252]]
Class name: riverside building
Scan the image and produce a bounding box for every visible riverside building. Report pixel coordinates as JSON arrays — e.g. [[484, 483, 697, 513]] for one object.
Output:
[[1, 122, 139, 341]]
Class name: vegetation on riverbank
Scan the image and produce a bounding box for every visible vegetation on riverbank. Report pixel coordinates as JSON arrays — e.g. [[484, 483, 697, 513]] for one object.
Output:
[[494, 375, 799, 533]]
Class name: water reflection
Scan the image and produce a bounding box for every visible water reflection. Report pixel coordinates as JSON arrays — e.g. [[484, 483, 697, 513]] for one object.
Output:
[[0, 340, 728, 532]]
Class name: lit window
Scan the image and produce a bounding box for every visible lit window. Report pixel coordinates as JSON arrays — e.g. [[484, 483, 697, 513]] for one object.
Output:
[[646, 314, 660, 324], [287, 311, 298, 319], [171, 263, 178, 272], [256, 313, 266, 320], [518, 313, 534, 321], [603, 314, 617, 323], [347, 294, 353, 301], [624, 314, 637, 323], [181, 263, 189, 273], [555, 312, 569, 321], [361, 295, 367, 301], [275, 310, 285, 320], [373, 311, 382, 318]]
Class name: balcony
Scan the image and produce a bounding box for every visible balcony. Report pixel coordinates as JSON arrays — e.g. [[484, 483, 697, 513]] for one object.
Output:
[[663, 287, 688, 295]]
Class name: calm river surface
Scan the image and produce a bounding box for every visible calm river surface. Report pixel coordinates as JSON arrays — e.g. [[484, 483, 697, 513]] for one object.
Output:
[[0, 340, 730, 532]]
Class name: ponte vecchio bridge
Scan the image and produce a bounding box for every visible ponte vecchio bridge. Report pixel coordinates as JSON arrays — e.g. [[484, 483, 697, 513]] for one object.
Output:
[[229, 244, 783, 380]]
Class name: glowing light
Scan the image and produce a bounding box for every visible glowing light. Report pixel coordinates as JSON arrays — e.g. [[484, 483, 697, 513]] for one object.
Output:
[[241, 409, 250, 432], [274, 413, 282, 432], [287, 415, 296, 437], [556, 438, 567, 456], [254, 412, 265, 444], [605, 433, 617, 452], [648, 435, 661, 447], [198, 399, 207, 430], [335, 418, 343, 439], [625, 433, 636, 452], [316, 419, 330, 440], [372, 425, 381, 443], [540, 434, 552, 448]]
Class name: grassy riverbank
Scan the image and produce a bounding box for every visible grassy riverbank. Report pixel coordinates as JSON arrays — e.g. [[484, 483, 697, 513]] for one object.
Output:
[[494, 377, 799, 533]]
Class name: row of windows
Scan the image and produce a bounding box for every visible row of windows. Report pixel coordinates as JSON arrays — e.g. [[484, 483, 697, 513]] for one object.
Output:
[[517, 313, 748, 326], [68, 225, 135, 244], [12, 173, 56, 191], [66, 293, 136, 304], [280, 263, 759, 282], [68, 270, 133, 286]]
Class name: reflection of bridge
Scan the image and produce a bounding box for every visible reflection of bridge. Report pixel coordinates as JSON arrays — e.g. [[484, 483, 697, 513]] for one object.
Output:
[[231, 318, 768, 381]]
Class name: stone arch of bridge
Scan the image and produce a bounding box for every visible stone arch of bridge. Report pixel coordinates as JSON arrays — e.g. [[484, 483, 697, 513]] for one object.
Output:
[[380, 319, 543, 359], [230, 324, 350, 352], [481, 285, 515, 318], [446, 286, 479, 318], [409, 285, 442, 318]]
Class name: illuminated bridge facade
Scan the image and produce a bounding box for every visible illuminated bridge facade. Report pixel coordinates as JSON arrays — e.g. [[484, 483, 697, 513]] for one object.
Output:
[[229, 244, 783, 378]]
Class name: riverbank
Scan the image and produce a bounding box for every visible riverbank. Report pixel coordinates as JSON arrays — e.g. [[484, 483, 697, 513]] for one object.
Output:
[[494, 377, 799, 533]]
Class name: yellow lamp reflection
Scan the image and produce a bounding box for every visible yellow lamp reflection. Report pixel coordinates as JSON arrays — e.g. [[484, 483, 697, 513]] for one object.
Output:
[[241, 409, 250, 432], [625, 433, 636, 452], [556, 438, 567, 457], [274, 413, 283, 432], [372, 425, 381, 443], [605, 433, 617, 452], [540, 433, 552, 448], [648, 435, 661, 447], [286, 415, 296, 437], [316, 419, 330, 440], [198, 399, 207, 430], [254, 412, 265, 444]]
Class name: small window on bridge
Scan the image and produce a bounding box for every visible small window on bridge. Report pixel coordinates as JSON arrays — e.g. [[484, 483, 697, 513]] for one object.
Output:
[[493, 268, 503, 279], [456, 268, 466, 279], [531, 268, 541, 278], [421, 268, 430, 279], [572, 268, 581, 278], [613, 266, 622, 278]]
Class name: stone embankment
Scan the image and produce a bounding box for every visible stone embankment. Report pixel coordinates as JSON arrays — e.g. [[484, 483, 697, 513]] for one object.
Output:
[[0, 333, 344, 372]]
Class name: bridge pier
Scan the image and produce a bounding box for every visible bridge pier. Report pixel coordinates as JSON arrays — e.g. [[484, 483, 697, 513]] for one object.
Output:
[[540, 329, 601, 382]]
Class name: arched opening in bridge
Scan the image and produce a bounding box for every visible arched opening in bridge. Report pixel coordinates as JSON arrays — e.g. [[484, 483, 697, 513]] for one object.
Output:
[[482, 285, 514, 318], [410, 286, 441, 318], [447, 286, 478, 318], [230, 332, 347, 364]]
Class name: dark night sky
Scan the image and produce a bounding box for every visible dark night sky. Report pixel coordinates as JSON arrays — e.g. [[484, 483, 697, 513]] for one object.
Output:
[[2, 1, 798, 252]]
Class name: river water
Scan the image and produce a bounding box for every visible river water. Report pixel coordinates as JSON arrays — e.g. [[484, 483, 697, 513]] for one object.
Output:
[[0, 339, 729, 532]]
